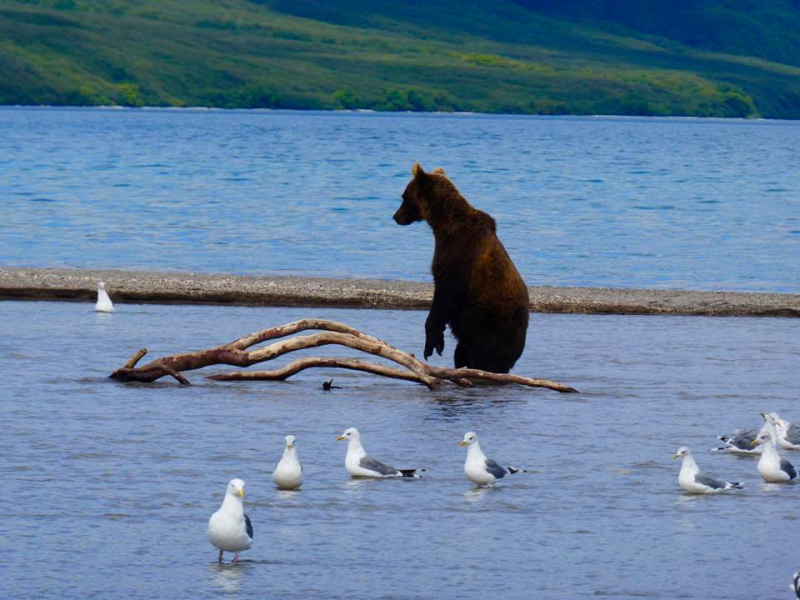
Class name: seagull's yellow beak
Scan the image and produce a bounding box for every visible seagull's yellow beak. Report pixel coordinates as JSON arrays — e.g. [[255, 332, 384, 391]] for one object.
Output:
[[459, 440, 467, 447], [672, 454, 680, 460], [336, 436, 345, 441], [751, 439, 761, 447], [286, 444, 292, 449], [238, 489, 245, 498]]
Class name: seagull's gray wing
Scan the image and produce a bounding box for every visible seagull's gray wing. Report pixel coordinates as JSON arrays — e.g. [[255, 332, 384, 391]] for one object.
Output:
[[694, 472, 729, 490], [780, 459, 798, 479], [244, 513, 253, 540], [484, 458, 507, 480], [360, 455, 400, 476], [724, 428, 759, 450], [785, 424, 800, 446]]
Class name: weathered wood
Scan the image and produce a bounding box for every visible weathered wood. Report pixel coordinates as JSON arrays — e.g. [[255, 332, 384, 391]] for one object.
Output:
[[110, 319, 578, 393]]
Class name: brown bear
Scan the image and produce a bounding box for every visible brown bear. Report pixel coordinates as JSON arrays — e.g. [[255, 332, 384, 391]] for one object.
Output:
[[393, 163, 529, 373]]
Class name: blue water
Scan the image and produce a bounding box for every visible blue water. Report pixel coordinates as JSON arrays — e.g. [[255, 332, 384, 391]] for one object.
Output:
[[1, 107, 799, 292], [2, 301, 800, 599]]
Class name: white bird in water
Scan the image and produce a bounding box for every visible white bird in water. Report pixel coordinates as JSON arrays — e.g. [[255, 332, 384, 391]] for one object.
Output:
[[336, 428, 421, 478], [208, 479, 253, 563], [95, 281, 115, 312], [754, 414, 798, 483], [673, 447, 743, 494], [770, 414, 800, 451], [272, 434, 303, 490], [460, 431, 522, 488]]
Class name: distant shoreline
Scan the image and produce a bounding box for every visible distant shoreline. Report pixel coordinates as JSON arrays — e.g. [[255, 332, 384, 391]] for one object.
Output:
[[1, 268, 798, 318], [0, 105, 790, 123]]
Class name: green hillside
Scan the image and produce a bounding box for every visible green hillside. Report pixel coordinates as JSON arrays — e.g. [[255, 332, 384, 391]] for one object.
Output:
[[1, 0, 799, 117]]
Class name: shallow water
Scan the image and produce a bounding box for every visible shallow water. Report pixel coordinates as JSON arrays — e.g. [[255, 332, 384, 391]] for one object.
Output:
[[2, 107, 799, 292], [2, 301, 799, 599]]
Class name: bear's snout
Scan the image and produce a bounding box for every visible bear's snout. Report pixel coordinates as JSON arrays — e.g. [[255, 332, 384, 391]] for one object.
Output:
[[393, 206, 411, 225]]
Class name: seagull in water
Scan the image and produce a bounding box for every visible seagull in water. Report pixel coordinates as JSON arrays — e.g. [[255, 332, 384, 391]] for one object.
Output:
[[673, 447, 743, 494], [771, 414, 800, 451], [272, 435, 303, 490], [95, 281, 115, 313], [208, 479, 253, 563], [753, 414, 798, 483], [711, 413, 783, 455], [336, 428, 421, 478], [460, 431, 522, 488]]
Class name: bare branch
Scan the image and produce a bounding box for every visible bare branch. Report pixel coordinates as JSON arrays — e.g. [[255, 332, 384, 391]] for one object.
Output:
[[110, 320, 577, 393]]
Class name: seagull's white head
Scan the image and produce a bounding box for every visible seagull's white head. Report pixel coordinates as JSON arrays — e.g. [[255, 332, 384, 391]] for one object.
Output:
[[285, 434, 296, 449], [761, 412, 780, 425], [673, 446, 690, 460], [98, 281, 106, 290], [337, 427, 360, 442], [753, 430, 773, 447], [460, 431, 478, 448], [227, 478, 246, 498]]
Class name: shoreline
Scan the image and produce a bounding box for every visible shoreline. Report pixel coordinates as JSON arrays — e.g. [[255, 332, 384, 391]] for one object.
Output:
[[1, 106, 791, 123], [1, 268, 798, 318]]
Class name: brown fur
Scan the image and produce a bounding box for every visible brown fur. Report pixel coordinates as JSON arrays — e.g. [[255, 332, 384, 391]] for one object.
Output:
[[393, 163, 529, 373]]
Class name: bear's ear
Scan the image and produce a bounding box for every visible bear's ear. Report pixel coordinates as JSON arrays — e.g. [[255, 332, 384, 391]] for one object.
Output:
[[432, 167, 446, 176], [411, 163, 425, 178]]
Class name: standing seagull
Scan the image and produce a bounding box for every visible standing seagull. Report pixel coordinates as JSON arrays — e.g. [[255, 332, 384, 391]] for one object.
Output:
[[672, 447, 743, 494], [208, 479, 253, 563], [273, 435, 303, 490], [336, 428, 420, 478], [95, 281, 115, 312], [753, 427, 798, 483], [460, 431, 522, 488]]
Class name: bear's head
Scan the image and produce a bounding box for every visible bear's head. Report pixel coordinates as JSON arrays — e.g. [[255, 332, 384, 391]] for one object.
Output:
[[393, 163, 448, 226]]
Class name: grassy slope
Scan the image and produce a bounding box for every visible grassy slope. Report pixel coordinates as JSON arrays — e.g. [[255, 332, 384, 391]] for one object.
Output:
[[0, 0, 798, 117]]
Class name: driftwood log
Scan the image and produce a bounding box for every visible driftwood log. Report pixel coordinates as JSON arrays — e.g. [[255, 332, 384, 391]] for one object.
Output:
[[109, 319, 578, 393]]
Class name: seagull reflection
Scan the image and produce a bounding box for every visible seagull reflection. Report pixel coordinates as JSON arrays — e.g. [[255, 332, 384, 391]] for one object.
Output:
[[209, 561, 245, 592]]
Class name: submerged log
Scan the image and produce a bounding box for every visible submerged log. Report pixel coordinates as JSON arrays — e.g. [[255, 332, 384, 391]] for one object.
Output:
[[110, 319, 578, 393]]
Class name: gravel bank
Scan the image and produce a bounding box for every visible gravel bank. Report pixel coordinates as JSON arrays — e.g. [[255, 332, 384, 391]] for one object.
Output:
[[1, 267, 798, 317]]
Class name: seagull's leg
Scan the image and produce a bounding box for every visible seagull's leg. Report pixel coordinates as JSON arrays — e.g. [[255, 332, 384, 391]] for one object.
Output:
[[218, 549, 224, 564], [233, 552, 241, 564]]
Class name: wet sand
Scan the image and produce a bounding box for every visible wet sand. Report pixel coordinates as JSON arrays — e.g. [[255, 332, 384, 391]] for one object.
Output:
[[1, 267, 798, 317]]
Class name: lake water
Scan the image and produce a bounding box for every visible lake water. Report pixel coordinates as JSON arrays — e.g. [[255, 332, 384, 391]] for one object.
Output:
[[1, 107, 799, 292], [2, 301, 800, 599]]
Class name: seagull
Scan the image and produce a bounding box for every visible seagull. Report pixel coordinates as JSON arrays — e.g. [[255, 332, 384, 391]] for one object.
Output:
[[208, 479, 253, 563], [95, 281, 115, 312], [792, 571, 800, 599], [336, 428, 420, 478], [753, 418, 798, 483], [711, 414, 782, 455], [460, 431, 522, 488], [712, 427, 762, 455], [272, 435, 303, 490], [771, 414, 800, 451], [673, 447, 743, 494]]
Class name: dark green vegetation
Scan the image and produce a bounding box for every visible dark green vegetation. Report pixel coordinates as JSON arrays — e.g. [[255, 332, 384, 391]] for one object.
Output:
[[1, 0, 799, 117]]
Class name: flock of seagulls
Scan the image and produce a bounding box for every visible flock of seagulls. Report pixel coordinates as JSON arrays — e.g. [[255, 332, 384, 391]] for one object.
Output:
[[675, 411, 799, 494], [208, 428, 522, 562], [99, 281, 798, 590]]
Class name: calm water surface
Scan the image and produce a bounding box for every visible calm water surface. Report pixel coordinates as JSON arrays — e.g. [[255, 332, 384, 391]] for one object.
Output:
[[1, 107, 799, 292], [1, 301, 799, 599]]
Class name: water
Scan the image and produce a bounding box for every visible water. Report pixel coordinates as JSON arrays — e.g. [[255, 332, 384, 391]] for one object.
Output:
[[2, 301, 799, 599], [1, 107, 799, 292]]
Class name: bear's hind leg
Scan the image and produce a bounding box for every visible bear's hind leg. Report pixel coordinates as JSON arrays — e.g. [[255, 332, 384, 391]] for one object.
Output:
[[453, 340, 471, 369]]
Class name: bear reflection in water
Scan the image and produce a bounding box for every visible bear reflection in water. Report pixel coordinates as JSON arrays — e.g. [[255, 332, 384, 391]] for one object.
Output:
[[393, 163, 529, 374]]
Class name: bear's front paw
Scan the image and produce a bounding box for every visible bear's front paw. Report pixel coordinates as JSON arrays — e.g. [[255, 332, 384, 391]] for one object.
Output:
[[424, 332, 445, 360]]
